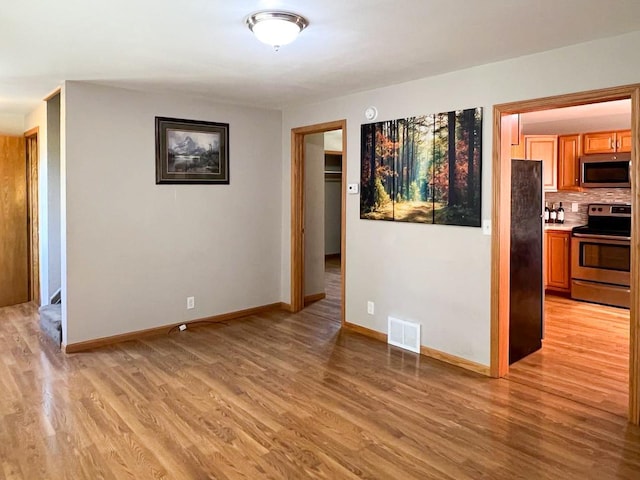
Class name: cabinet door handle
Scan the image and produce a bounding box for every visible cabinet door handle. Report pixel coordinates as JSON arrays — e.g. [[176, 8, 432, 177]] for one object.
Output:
[[610, 138, 614, 149]]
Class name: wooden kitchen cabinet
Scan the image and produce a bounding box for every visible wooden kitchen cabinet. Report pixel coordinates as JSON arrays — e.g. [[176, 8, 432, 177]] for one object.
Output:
[[618, 130, 632, 153], [525, 135, 558, 192], [583, 130, 631, 154], [557, 134, 581, 191], [545, 230, 571, 293]]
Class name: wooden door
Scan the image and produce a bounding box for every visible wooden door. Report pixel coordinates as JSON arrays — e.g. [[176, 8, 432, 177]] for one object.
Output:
[[583, 131, 616, 154], [525, 135, 558, 191], [0, 135, 28, 307], [26, 132, 40, 305], [558, 134, 581, 191], [617, 130, 632, 153], [546, 231, 570, 291]]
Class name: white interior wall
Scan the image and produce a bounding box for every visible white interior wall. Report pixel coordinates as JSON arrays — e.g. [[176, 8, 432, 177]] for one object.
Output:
[[324, 131, 342, 256], [304, 133, 325, 296], [63, 82, 283, 345], [281, 30, 640, 366], [0, 113, 25, 135], [24, 103, 49, 305], [46, 94, 62, 301]]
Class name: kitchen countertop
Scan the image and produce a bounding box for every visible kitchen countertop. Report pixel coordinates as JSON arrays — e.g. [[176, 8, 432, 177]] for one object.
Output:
[[544, 224, 579, 232]]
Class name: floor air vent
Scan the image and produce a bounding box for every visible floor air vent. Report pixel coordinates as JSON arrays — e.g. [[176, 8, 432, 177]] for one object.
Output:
[[388, 317, 421, 353]]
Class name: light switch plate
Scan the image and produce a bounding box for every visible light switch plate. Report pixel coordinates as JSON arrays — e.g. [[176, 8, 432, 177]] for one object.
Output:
[[347, 183, 359, 194], [482, 220, 491, 236]]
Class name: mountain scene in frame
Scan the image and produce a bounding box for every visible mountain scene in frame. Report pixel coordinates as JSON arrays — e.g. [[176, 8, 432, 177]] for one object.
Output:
[[167, 130, 221, 174]]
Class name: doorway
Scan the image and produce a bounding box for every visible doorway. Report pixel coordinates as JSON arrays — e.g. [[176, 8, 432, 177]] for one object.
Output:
[[0, 129, 39, 307], [290, 120, 347, 324], [25, 127, 40, 305], [491, 84, 640, 423]]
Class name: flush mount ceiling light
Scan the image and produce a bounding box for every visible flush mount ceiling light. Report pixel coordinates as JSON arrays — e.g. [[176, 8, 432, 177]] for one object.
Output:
[[246, 11, 309, 51]]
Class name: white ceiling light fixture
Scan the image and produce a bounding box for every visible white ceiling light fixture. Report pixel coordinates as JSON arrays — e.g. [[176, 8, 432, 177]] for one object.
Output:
[[246, 11, 309, 51]]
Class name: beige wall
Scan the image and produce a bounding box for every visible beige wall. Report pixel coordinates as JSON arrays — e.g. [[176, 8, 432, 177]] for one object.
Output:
[[304, 133, 325, 296], [281, 30, 640, 366], [63, 82, 283, 344], [0, 113, 24, 135]]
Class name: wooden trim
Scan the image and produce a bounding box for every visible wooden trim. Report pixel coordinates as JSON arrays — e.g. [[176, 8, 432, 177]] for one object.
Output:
[[304, 292, 326, 305], [324, 150, 342, 156], [291, 119, 347, 327], [343, 321, 388, 342], [491, 82, 640, 424], [420, 346, 490, 376], [24, 126, 39, 138], [25, 129, 40, 306], [63, 302, 284, 353], [279, 302, 294, 312], [630, 87, 640, 424], [343, 322, 489, 375], [43, 87, 62, 102]]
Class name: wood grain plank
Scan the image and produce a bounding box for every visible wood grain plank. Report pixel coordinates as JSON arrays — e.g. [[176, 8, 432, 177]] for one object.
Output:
[[0, 135, 28, 307], [2, 282, 640, 478]]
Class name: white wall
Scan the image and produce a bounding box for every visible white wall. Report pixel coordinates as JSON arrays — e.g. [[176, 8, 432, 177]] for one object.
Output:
[[324, 131, 342, 255], [281, 30, 640, 366], [47, 94, 62, 300], [24, 102, 49, 305], [0, 113, 24, 135], [324, 178, 341, 255], [304, 133, 325, 296], [63, 82, 283, 345]]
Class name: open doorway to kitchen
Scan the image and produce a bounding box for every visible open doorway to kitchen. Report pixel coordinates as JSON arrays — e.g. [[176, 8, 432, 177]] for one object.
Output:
[[290, 120, 346, 326], [491, 84, 640, 424]]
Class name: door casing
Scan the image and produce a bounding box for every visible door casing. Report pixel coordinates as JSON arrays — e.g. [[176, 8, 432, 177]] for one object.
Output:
[[290, 120, 347, 323], [491, 84, 640, 424], [25, 127, 40, 305]]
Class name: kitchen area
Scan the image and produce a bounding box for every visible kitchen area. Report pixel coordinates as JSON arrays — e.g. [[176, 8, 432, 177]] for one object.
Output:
[[512, 100, 631, 308], [506, 99, 631, 417]]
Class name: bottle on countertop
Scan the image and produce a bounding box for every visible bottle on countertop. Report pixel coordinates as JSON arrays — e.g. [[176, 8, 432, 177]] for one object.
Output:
[[549, 203, 557, 223], [557, 202, 565, 224], [544, 202, 550, 224]]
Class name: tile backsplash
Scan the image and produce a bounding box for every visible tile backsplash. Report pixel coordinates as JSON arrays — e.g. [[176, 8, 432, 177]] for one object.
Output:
[[545, 188, 631, 225]]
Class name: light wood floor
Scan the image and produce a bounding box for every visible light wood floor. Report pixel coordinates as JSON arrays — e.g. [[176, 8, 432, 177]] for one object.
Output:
[[2, 288, 640, 478], [508, 295, 629, 417]]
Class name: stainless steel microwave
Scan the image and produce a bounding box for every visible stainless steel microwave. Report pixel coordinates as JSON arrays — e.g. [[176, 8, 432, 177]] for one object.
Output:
[[580, 153, 631, 188]]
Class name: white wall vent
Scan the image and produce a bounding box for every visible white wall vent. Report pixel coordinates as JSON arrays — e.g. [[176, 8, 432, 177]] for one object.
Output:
[[388, 317, 421, 353]]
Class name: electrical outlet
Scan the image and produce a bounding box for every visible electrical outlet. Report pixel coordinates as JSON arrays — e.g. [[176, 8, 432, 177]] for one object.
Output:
[[367, 301, 375, 315], [571, 202, 579, 212], [187, 296, 195, 309]]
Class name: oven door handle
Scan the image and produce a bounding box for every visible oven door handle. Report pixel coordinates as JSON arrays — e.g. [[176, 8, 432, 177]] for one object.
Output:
[[572, 233, 631, 241]]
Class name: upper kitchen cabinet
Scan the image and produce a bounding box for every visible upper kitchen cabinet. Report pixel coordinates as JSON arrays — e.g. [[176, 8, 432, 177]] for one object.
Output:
[[558, 134, 581, 191], [618, 130, 632, 153], [583, 130, 631, 154], [525, 135, 558, 191]]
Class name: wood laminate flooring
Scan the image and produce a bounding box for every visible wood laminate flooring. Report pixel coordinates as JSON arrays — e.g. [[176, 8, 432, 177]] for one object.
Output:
[[508, 295, 629, 418], [1, 287, 640, 478]]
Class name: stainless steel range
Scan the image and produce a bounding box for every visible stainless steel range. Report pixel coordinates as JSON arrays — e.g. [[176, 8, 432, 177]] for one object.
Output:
[[571, 203, 631, 308]]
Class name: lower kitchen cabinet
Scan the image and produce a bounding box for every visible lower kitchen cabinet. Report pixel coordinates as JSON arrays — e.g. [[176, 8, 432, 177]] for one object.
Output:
[[545, 230, 571, 293]]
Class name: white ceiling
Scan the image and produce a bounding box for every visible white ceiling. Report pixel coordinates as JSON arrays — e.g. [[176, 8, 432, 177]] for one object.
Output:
[[2, 0, 640, 115], [521, 99, 632, 135]]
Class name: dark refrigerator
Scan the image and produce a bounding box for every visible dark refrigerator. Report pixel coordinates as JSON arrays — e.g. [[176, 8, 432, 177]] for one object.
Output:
[[509, 159, 544, 364]]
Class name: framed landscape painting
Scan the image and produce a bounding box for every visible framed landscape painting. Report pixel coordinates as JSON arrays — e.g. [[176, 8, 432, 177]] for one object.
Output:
[[155, 116, 229, 184], [360, 107, 482, 227]]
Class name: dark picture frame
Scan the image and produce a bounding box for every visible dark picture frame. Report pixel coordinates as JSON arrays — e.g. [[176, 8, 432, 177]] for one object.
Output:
[[155, 116, 229, 184]]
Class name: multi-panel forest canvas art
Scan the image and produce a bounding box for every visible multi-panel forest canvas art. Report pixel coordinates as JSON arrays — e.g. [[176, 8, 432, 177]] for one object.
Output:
[[360, 108, 482, 227]]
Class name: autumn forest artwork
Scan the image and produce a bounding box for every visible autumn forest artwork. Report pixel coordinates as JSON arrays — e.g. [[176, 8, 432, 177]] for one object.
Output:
[[360, 108, 482, 226]]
